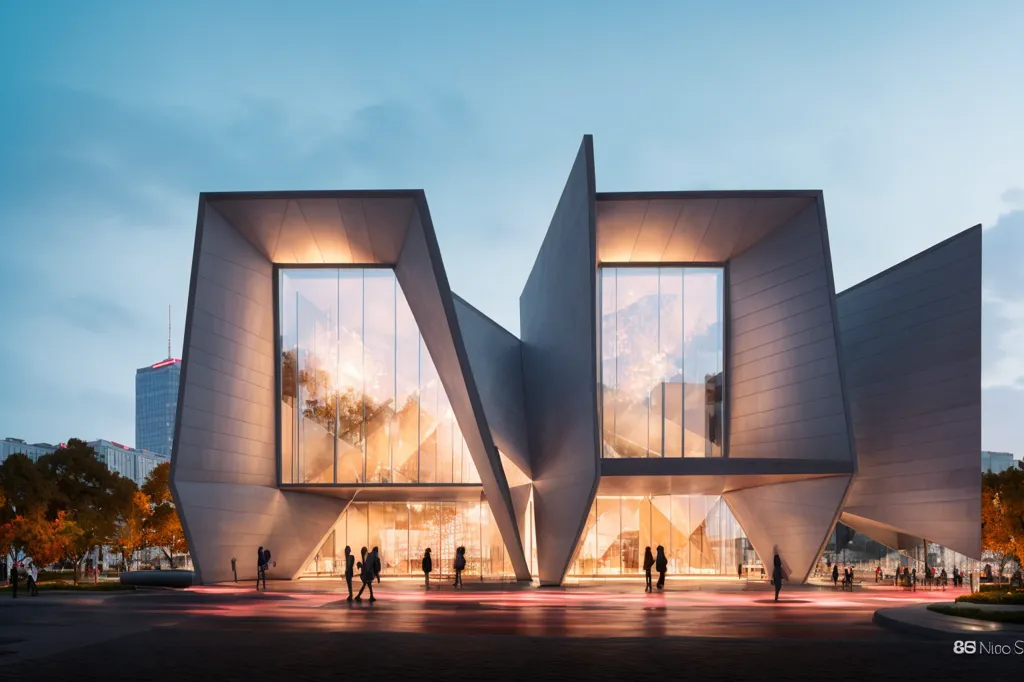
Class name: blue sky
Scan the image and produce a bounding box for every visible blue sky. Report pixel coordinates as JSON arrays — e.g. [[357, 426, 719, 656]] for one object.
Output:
[[1, 1, 1022, 456]]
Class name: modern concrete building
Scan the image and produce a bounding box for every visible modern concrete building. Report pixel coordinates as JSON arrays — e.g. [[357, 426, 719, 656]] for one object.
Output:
[[136, 357, 182, 456], [0, 437, 58, 463], [171, 136, 982, 585], [89, 439, 169, 486]]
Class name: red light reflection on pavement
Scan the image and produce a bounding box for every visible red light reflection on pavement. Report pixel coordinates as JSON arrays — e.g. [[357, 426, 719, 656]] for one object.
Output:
[[152, 584, 964, 640]]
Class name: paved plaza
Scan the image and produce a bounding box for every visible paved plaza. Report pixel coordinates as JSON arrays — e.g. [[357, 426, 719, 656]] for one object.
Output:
[[1, 581, 1020, 680]]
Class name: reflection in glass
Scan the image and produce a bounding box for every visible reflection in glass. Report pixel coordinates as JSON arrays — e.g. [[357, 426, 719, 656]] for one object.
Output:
[[569, 494, 754, 576], [280, 268, 481, 485], [599, 267, 724, 458], [303, 497, 521, 579]]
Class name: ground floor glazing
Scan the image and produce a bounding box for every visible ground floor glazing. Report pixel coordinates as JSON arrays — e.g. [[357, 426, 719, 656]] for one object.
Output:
[[569, 494, 757, 576], [303, 496, 534, 580]]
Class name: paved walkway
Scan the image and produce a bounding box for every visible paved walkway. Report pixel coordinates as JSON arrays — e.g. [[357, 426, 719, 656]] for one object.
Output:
[[1, 582, 1019, 680], [874, 602, 1024, 640]]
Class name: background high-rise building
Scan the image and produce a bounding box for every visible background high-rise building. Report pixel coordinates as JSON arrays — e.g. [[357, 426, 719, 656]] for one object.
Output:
[[135, 358, 181, 456], [1, 437, 58, 463], [88, 439, 169, 486], [981, 450, 1015, 474]]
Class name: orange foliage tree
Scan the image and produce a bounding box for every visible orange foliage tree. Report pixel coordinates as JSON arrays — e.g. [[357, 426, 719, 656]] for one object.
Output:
[[982, 468, 1024, 574]]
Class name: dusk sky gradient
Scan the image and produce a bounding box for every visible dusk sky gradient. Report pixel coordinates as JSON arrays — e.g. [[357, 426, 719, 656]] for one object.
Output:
[[1, 1, 1022, 457]]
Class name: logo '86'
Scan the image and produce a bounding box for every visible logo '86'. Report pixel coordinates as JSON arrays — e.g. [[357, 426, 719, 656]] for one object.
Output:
[[953, 641, 976, 654]]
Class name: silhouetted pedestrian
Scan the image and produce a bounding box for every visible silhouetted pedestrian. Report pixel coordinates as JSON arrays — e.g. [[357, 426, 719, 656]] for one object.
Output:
[[643, 547, 655, 592], [453, 547, 466, 587], [737, 562, 743, 580], [655, 545, 667, 589], [772, 554, 784, 602], [231, 557, 237, 583], [10, 563, 18, 599], [832, 563, 839, 587], [355, 547, 376, 602], [422, 548, 433, 589], [256, 547, 266, 591], [28, 563, 39, 596], [344, 546, 355, 601], [372, 546, 381, 583]]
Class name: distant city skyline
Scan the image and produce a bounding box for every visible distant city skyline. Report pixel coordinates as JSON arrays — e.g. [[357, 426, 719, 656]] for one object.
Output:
[[1, 2, 1022, 456]]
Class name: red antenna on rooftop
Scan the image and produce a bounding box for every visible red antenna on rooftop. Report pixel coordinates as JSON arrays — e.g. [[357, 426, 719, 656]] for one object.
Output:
[[168, 305, 172, 359]]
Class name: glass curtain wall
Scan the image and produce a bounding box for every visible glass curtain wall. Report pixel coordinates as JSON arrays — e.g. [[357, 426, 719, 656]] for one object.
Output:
[[280, 268, 482, 485], [816, 523, 982, 581], [568, 494, 754, 576], [600, 267, 724, 458], [302, 497, 526, 580]]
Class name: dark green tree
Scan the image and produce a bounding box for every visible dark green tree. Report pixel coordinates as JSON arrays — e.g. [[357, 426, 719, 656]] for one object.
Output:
[[36, 439, 135, 583]]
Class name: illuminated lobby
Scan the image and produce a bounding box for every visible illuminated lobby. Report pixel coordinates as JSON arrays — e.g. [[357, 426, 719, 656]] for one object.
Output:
[[170, 136, 982, 586]]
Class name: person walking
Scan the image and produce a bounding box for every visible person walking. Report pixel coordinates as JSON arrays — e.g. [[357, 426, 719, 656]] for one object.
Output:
[[25, 562, 36, 597], [29, 563, 39, 597], [231, 557, 238, 583], [832, 563, 839, 588], [256, 547, 266, 591], [655, 545, 668, 590], [422, 548, 433, 589], [772, 554, 784, 602], [344, 546, 355, 601], [372, 546, 381, 584], [453, 547, 466, 588], [643, 547, 655, 593], [355, 547, 376, 602]]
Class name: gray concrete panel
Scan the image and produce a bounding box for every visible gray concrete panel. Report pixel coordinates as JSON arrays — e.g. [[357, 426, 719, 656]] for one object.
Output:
[[595, 194, 814, 265], [519, 136, 600, 585], [206, 193, 416, 265], [724, 475, 852, 583], [173, 202, 352, 584], [293, 198, 353, 263], [395, 202, 530, 580], [452, 294, 532, 478], [726, 202, 853, 463], [838, 226, 982, 558], [174, 482, 350, 583]]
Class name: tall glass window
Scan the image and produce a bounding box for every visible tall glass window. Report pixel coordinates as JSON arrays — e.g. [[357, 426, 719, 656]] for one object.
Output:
[[569, 494, 755, 576], [279, 268, 481, 485], [302, 497, 525, 580], [599, 266, 724, 458]]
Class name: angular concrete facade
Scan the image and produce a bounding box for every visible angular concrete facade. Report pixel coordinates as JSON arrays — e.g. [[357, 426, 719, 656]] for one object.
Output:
[[173, 136, 983, 586], [837, 227, 982, 559]]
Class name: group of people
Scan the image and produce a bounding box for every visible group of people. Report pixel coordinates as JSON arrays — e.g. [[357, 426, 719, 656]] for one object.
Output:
[[420, 546, 469, 588], [641, 546, 669, 591], [831, 564, 855, 590], [344, 546, 381, 601], [8, 561, 40, 598]]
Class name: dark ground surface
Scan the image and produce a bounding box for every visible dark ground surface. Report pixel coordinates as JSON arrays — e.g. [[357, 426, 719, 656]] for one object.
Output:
[[1, 582, 1020, 681]]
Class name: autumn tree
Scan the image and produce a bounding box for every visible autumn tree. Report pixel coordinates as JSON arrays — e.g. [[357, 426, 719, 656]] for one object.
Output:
[[36, 439, 135, 583], [982, 468, 1024, 574], [112, 491, 152, 570], [16, 511, 71, 569], [0, 453, 56, 565], [142, 462, 189, 568]]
